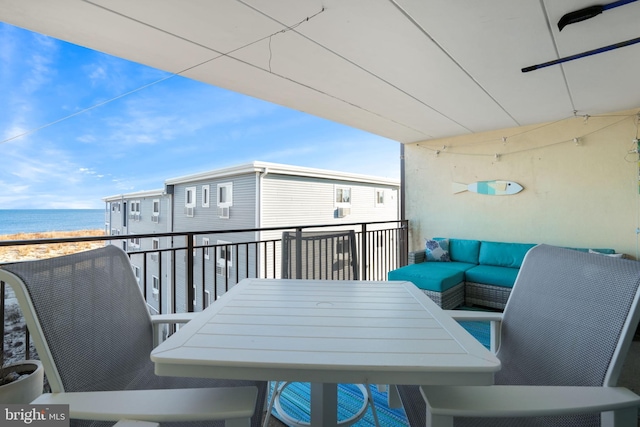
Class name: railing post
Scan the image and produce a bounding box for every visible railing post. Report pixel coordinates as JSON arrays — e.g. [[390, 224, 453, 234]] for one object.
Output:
[[361, 223, 367, 280], [295, 228, 303, 279], [142, 254, 147, 299], [400, 220, 409, 266], [186, 233, 194, 312], [158, 252, 163, 315]]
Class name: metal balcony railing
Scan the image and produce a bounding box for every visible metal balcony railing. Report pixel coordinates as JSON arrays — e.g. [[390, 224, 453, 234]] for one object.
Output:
[[1, 220, 408, 364]]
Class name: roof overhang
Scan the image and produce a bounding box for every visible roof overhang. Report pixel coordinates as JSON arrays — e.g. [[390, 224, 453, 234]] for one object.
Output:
[[2, 0, 639, 143]]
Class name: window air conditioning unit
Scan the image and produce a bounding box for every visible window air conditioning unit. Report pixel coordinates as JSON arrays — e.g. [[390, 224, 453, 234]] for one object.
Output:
[[337, 207, 351, 218], [151, 215, 159, 223], [150, 253, 158, 262], [216, 265, 231, 277], [185, 207, 195, 217], [218, 206, 230, 219]]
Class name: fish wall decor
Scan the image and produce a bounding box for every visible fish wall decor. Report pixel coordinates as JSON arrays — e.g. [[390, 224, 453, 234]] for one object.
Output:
[[453, 180, 523, 196]]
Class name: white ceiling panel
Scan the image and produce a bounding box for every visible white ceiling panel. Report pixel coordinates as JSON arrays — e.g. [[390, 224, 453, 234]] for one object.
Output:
[[399, 0, 576, 125], [293, 0, 518, 134], [544, 0, 640, 115]]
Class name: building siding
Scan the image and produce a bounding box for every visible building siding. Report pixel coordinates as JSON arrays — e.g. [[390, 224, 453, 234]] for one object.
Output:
[[104, 162, 400, 313], [172, 175, 258, 311], [259, 174, 399, 278]]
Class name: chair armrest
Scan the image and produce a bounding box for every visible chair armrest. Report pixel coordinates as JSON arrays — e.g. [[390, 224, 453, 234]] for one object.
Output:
[[32, 386, 258, 423], [446, 310, 503, 353], [408, 250, 425, 264], [150, 313, 198, 346], [444, 310, 503, 322], [421, 385, 640, 418], [150, 313, 198, 325]]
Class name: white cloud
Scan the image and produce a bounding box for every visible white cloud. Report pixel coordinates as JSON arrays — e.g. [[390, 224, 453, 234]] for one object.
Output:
[[21, 35, 58, 94], [76, 134, 96, 143], [88, 65, 107, 83]]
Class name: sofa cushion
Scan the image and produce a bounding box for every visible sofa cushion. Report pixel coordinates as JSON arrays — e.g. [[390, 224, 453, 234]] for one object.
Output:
[[388, 263, 464, 292], [447, 238, 481, 264], [430, 261, 477, 273], [478, 241, 536, 268], [425, 238, 451, 262], [465, 265, 520, 288]]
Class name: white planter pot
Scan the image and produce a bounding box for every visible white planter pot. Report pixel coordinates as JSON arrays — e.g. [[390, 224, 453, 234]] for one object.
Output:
[[0, 360, 44, 404]]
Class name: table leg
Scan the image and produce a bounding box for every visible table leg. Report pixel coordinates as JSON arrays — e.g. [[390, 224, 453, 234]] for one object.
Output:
[[310, 382, 337, 427]]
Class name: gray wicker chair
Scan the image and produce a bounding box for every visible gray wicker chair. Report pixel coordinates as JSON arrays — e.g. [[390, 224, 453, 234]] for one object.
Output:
[[398, 244, 640, 427], [0, 245, 267, 427], [281, 230, 359, 280]]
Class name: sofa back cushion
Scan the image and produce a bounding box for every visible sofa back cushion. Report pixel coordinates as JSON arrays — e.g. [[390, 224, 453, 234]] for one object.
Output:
[[479, 241, 536, 268], [435, 238, 480, 264]]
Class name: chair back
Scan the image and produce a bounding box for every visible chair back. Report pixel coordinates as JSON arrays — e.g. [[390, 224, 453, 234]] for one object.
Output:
[[1, 245, 155, 393], [281, 230, 359, 280], [497, 244, 640, 388]]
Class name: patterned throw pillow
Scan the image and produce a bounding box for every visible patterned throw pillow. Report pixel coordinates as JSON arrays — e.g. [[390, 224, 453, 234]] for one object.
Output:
[[425, 238, 451, 262]]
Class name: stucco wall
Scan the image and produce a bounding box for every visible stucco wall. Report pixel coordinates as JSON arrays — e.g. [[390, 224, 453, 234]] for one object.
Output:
[[404, 108, 640, 259]]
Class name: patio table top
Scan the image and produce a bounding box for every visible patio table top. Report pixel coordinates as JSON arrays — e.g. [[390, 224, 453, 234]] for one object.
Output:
[[151, 278, 500, 386]]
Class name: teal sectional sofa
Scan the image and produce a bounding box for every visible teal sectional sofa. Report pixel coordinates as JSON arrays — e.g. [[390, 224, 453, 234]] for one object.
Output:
[[388, 238, 616, 310]]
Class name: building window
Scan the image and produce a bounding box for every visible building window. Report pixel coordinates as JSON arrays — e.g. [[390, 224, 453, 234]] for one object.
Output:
[[335, 186, 352, 217], [129, 200, 141, 221], [217, 183, 233, 219], [375, 189, 385, 207], [185, 187, 196, 217], [203, 238, 210, 260], [152, 276, 160, 301], [133, 266, 141, 284], [217, 183, 233, 207], [204, 290, 212, 308], [335, 186, 351, 206], [153, 199, 160, 215], [217, 240, 232, 277], [185, 187, 196, 207], [151, 238, 160, 262], [202, 185, 210, 208]]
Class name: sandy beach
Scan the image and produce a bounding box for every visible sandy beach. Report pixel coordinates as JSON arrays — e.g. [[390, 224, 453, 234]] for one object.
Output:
[[0, 229, 105, 264]]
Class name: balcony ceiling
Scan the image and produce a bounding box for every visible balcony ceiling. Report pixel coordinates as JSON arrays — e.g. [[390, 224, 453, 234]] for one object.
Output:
[[1, 0, 639, 144]]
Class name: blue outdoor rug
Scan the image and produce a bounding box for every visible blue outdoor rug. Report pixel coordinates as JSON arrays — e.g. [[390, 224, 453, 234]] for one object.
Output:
[[268, 322, 491, 426]]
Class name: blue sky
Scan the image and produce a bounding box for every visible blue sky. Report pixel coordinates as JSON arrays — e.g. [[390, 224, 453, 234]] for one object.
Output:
[[0, 22, 400, 209]]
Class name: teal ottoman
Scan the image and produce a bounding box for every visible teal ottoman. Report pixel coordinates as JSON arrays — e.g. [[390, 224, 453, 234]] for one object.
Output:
[[388, 264, 465, 309]]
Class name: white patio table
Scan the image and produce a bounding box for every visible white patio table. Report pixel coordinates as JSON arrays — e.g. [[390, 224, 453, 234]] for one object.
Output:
[[151, 278, 501, 427]]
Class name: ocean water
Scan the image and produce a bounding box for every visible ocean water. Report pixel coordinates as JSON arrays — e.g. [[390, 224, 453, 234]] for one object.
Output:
[[0, 209, 104, 235]]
